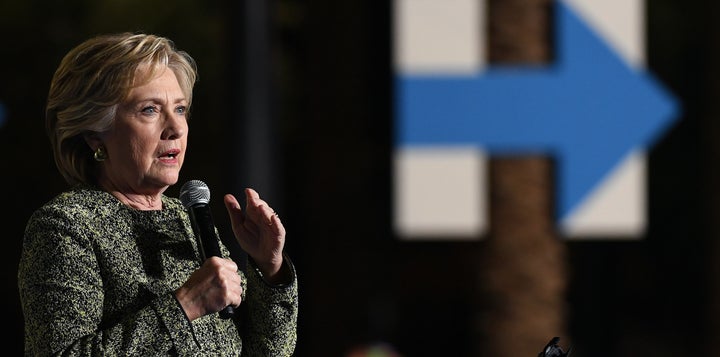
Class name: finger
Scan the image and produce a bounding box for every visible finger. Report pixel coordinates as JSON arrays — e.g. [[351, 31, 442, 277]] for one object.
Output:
[[221, 257, 239, 273], [267, 212, 286, 236], [223, 194, 245, 229], [244, 188, 275, 225], [223, 264, 243, 308], [205, 256, 237, 271], [244, 188, 266, 212], [223, 193, 241, 213], [267, 210, 279, 226], [208, 258, 242, 306]]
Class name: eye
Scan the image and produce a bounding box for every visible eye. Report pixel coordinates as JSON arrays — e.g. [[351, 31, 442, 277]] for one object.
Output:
[[175, 105, 187, 115], [141, 105, 159, 115]]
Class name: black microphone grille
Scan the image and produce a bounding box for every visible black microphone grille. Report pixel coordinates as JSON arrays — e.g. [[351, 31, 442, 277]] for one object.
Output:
[[179, 179, 211, 208]]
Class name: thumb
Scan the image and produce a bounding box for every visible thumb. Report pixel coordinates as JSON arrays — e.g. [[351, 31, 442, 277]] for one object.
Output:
[[223, 194, 244, 228]]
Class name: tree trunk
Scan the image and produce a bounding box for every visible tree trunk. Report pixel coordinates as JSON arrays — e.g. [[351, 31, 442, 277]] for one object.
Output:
[[477, 1, 570, 356]]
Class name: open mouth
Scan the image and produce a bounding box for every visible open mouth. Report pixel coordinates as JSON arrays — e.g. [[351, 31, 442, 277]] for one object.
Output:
[[161, 149, 180, 159]]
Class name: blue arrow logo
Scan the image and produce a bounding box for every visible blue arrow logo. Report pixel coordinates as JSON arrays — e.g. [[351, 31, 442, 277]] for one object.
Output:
[[396, 1, 680, 221]]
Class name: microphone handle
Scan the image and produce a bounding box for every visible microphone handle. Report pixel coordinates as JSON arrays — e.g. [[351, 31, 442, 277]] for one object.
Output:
[[219, 305, 235, 319], [188, 203, 235, 319]]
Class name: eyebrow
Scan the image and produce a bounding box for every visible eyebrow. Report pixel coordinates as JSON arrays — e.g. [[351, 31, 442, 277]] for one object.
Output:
[[133, 96, 188, 104]]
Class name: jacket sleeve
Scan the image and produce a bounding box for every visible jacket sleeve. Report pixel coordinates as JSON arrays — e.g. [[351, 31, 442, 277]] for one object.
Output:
[[239, 254, 299, 357], [17, 206, 201, 356]]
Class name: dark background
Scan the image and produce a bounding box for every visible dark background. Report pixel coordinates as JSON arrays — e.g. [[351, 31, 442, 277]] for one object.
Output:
[[0, 0, 715, 356]]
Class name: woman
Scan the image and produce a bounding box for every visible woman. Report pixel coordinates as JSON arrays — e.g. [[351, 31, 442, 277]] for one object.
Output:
[[17, 32, 297, 356]]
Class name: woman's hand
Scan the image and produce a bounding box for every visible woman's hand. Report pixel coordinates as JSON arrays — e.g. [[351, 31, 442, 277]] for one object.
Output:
[[224, 188, 287, 283], [175, 257, 242, 321]]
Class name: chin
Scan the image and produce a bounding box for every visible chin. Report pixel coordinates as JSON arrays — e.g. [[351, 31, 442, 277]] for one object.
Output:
[[150, 176, 179, 189]]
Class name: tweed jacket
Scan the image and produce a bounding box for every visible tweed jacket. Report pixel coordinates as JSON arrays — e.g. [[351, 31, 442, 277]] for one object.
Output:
[[18, 185, 298, 356]]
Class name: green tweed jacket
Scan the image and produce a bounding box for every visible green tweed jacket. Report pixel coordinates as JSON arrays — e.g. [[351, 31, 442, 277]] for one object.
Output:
[[18, 185, 298, 356]]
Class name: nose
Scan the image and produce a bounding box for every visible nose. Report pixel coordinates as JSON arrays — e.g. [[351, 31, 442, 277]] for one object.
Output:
[[162, 109, 187, 140]]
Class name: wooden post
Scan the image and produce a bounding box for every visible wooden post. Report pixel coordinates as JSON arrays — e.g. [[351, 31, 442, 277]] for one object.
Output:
[[477, 0, 570, 356]]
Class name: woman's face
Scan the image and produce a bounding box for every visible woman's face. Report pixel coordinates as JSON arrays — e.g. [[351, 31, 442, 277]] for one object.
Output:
[[99, 67, 189, 195]]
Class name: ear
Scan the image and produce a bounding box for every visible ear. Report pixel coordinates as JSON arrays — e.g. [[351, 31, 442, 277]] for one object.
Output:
[[83, 132, 103, 151]]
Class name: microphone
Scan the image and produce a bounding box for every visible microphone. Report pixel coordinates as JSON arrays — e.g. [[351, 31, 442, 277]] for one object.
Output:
[[179, 179, 235, 319]]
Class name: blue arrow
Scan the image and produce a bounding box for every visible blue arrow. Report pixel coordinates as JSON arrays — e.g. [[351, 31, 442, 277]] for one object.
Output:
[[395, 1, 680, 221]]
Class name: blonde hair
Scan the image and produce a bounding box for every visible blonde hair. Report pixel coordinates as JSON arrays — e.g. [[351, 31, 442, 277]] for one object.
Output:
[[46, 32, 198, 185]]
